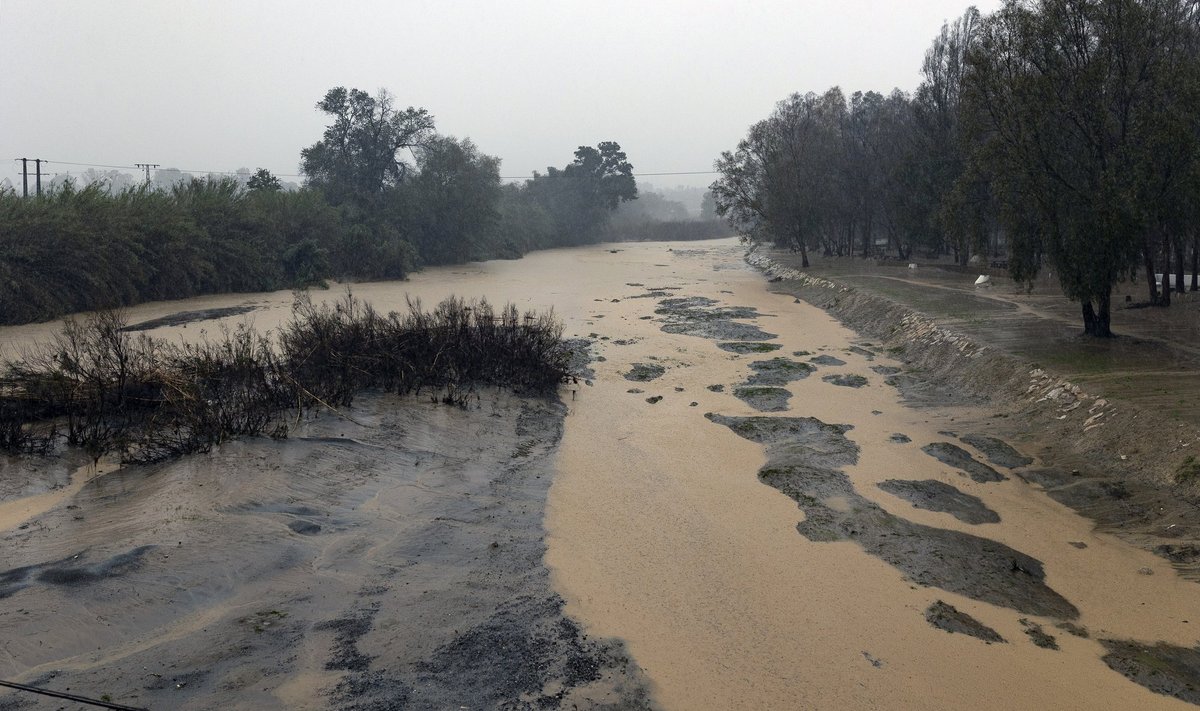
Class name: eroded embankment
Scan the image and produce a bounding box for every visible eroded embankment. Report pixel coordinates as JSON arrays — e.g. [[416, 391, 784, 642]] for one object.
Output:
[[749, 249, 1200, 580]]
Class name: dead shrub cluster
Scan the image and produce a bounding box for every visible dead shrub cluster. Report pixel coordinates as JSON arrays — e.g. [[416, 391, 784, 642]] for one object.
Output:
[[0, 293, 569, 462]]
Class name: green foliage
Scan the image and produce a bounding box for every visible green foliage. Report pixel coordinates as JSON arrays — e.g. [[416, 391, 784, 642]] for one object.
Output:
[[1, 84, 651, 327], [300, 87, 435, 208], [961, 0, 1200, 335], [524, 141, 638, 246], [0, 180, 341, 325], [246, 168, 282, 192]]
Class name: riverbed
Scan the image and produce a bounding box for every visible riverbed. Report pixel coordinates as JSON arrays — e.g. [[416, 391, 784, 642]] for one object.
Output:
[[1, 239, 1197, 709]]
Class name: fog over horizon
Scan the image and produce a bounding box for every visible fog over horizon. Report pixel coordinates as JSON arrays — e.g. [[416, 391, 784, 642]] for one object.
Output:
[[2, 0, 1000, 194]]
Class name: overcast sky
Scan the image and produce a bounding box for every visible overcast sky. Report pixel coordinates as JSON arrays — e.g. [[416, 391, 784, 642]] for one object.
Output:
[[1, 0, 1000, 192]]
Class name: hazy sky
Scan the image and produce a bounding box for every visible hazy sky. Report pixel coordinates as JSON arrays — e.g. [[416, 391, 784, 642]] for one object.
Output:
[[1, 0, 1000, 191]]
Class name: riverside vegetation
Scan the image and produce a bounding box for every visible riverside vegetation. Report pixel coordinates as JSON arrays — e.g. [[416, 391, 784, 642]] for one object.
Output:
[[0, 86, 726, 326], [0, 293, 570, 462], [712, 0, 1200, 337]]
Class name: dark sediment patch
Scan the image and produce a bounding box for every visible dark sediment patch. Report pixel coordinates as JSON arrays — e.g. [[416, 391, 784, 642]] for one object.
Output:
[[645, 396, 663, 404], [822, 374, 868, 388], [1100, 640, 1200, 705], [411, 596, 653, 711], [1, 546, 156, 598], [959, 434, 1034, 469], [889, 433, 912, 444], [624, 363, 666, 382], [878, 479, 1000, 525], [924, 601, 1005, 643], [848, 345, 876, 360], [288, 520, 323, 535], [871, 365, 901, 376], [656, 296, 776, 342], [717, 342, 782, 354], [746, 358, 814, 386], [706, 413, 1078, 619], [628, 290, 671, 299], [317, 606, 379, 672], [121, 305, 258, 331], [1055, 621, 1090, 638], [923, 442, 1007, 483], [808, 355, 846, 366], [560, 337, 597, 380], [1020, 619, 1059, 650], [707, 384, 725, 392], [733, 387, 792, 412]]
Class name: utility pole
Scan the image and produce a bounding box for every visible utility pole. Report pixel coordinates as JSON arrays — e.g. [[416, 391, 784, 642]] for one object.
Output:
[[34, 159, 42, 196], [20, 158, 28, 197], [135, 163, 159, 185]]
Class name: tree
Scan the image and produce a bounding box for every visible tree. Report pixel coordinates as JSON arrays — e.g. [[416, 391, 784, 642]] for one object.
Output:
[[525, 141, 637, 244], [913, 7, 985, 264], [247, 168, 282, 192], [300, 87, 435, 206], [405, 137, 503, 265], [710, 89, 844, 266], [962, 0, 1198, 336]]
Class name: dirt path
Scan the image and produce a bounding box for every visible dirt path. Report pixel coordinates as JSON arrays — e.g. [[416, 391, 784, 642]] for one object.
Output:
[[772, 254, 1200, 419]]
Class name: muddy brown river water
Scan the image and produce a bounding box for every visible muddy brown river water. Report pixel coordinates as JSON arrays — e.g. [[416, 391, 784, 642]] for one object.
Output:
[[1, 239, 1198, 709]]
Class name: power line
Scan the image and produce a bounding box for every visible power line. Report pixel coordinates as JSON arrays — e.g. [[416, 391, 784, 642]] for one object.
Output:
[[15, 159, 306, 179], [13, 159, 718, 183], [500, 170, 718, 179]]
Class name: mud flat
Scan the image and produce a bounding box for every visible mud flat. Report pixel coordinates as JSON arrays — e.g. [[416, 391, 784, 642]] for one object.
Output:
[[0, 393, 649, 710]]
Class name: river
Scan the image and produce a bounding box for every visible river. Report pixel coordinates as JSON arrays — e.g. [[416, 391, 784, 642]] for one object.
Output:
[[0, 238, 1196, 709]]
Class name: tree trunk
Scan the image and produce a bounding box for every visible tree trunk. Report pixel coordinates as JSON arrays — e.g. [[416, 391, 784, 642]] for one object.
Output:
[[1143, 239, 1159, 304], [1191, 234, 1198, 291], [1095, 288, 1112, 337], [1082, 300, 1098, 336], [799, 239, 810, 268], [1161, 231, 1172, 307], [1176, 236, 1186, 295]]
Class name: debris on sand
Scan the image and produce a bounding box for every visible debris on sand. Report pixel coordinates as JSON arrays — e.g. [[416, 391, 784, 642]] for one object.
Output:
[[624, 362, 666, 382], [1100, 640, 1200, 705], [878, 479, 1001, 525], [925, 601, 1005, 644], [922, 442, 1008, 483], [822, 374, 868, 388], [959, 434, 1034, 469], [707, 413, 1078, 618], [733, 386, 792, 412], [746, 358, 815, 386], [1019, 619, 1059, 650]]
